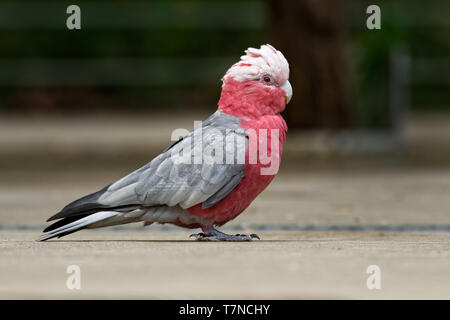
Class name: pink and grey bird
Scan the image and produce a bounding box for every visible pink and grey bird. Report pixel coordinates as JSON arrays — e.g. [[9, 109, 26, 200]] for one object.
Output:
[[40, 44, 292, 241]]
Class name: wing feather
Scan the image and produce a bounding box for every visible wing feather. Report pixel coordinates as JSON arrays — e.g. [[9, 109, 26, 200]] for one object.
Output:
[[48, 111, 247, 222], [133, 111, 246, 209]]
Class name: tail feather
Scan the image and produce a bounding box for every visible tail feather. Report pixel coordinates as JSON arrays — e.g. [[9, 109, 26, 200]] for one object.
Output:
[[47, 185, 144, 222], [39, 211, 118, 241], [43, 214, 91, 232], [46, 185, 111, 222]]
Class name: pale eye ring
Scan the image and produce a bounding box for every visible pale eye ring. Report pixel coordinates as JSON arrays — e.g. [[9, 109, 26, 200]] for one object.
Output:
[[261, 74, 273, 85]]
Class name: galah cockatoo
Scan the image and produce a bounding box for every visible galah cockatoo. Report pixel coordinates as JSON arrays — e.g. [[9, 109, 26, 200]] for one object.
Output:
[[40, 44, 292, 241]]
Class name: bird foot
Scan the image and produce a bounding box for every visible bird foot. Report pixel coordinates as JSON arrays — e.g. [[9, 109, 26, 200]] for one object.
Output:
[[190, 228, 260, 241]]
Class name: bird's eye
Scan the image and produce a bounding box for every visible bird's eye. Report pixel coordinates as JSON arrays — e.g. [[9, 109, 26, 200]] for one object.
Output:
[[262, 74, 273, 85]]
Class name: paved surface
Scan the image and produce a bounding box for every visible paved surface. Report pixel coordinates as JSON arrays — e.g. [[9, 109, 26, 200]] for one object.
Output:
[[0, 112, 449, 299], [1, 230, 449, 299]]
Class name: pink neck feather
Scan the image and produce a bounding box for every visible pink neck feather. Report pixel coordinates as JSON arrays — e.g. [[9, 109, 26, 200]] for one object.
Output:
[[217, 78, 286, 119]]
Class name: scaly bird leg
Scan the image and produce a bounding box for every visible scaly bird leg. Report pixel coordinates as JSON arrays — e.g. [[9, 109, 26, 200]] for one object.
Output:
[[190, 227, 260, 241]]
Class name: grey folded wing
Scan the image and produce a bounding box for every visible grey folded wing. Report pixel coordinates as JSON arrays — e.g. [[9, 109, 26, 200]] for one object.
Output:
[[97, 118, 248, 211]]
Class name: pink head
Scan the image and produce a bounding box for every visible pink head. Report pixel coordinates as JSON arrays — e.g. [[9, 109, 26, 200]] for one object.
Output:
[[218, 44, 292, 118]]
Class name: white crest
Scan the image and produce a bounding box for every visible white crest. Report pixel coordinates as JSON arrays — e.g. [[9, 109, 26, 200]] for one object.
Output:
[[223, 44, 289, 85]]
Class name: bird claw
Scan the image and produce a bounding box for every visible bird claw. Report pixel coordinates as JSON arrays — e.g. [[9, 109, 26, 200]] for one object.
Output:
[[189, 233, 210, 240], [232, 233, 260, 240], [250, 233, 260, 240], [190, 234, 220, 241], [190, 229, 260, 241]]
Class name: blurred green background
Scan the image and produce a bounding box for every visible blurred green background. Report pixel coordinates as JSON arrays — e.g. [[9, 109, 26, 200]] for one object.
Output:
[[0, 0, 449, 130]]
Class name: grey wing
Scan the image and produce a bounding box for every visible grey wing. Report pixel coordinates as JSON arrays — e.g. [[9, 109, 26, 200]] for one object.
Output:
[[46, 111, 247, 223], [134, 126, 247, 209], [97, 114, 248, 210]]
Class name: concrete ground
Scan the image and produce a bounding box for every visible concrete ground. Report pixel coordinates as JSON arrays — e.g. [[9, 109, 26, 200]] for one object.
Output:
[[1, 230, 449, 299], [0, 112, 449, 299]]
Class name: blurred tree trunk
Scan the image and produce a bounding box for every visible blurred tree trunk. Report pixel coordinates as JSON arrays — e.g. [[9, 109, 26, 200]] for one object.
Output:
[[269, 0, 350, 129]]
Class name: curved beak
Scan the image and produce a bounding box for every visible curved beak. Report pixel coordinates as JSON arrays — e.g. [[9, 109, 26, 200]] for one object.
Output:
[[280, 80, 292, 104]]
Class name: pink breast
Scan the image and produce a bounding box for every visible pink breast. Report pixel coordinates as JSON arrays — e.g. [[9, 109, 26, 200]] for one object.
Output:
[[187, 114, 287, 226]]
